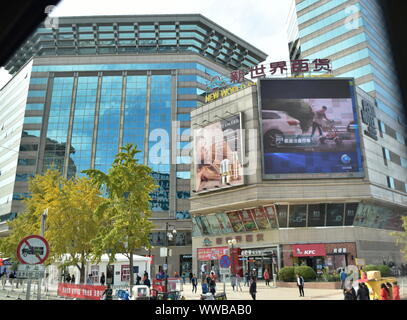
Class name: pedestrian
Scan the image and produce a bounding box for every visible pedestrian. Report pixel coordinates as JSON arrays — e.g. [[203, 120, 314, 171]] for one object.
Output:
[[100, 272, 105, 285], [263, 269, 270, 287], [344, 287, 354, 300], [189, 272, 193, 284], [244, 271, 250, 287], [249, 276, 257, 300], [65, 273, 71, 283], [380, 283, 389, 300], [86, 274, 92, 284], [201, 279, 209, 294], [236, 273, 243, 292], [144, 270, 148, 278], [392, 281, 400, 300], [71, 274, 75, 284], [135, 273, 141, 285], [340, 269, 347, 289], [386, 282, 393, 300], [356, 282, 370, 300], [209, 278, 216, 295], [230, 273, 237, 291], [143, 276, 151, 288], [191, 274, 198, 293], [101, 284, 113, 300], [296, 273, 305, 297], [181, 272, 186, 284]]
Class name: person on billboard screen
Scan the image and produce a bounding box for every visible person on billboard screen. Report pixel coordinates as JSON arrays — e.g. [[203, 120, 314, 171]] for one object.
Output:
[[311, 105, 331, 137]]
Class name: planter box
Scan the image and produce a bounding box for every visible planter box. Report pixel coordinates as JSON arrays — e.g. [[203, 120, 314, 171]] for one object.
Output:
[[277, 281, 341, 289]]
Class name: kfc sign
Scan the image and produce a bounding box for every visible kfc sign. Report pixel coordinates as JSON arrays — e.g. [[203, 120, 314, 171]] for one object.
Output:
[[292, 244, 326, 257]]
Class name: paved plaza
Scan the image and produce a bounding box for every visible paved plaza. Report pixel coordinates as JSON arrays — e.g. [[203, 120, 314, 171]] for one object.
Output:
[[0, 278, 406, 300]]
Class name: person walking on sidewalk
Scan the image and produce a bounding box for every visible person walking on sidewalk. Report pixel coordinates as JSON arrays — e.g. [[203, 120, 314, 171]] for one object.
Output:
[[244, 271, 250, 287], [263, 269, 270, 287], [380, 283, 390, 300], [191, 274, 198, 293], [230, 273, 237, 291], [356, 283, 370, 300], [296, 273, 305, 297], [392, 281, 400, 300], [340, 269, 347, 289], [236, 273, 243, 292], [249, 276, 257, 300]]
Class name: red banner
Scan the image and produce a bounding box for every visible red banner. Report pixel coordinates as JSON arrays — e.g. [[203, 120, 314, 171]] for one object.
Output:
[[197, 246, 228, 261], [57, 283, 106, 300], [292, 244, 326, 257]]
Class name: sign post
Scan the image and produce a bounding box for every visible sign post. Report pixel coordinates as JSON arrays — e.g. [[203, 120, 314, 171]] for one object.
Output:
[[16, 235, 49, 300], [219, 255, 231, 295]]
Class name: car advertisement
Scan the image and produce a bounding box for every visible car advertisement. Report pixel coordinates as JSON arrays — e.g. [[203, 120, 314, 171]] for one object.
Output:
[[259, 78, 364, 178], [193, 114, 244, 192]]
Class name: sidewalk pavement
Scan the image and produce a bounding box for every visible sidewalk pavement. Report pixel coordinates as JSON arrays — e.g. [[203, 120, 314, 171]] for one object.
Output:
[[182, 281, 345, 300], [1, 278, 406, 300]]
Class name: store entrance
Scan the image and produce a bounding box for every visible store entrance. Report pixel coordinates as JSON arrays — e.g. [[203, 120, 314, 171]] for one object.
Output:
[[296, 256, 325, 274]]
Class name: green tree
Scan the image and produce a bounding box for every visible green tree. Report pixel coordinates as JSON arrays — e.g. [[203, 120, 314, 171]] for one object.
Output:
[[83, 144, 158, 294], [0, 170, 103, 284]]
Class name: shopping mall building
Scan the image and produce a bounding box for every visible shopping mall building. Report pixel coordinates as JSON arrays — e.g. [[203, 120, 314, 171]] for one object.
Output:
[[0, 14, 267, 279], [190, 77, 407, 279]]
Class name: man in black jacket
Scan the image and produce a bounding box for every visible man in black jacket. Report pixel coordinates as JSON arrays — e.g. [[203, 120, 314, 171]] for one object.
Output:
[[249, 276, 257, 300]]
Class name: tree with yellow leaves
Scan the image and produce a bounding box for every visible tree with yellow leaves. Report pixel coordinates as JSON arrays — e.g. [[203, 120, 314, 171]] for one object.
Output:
[[0, 169, 103, 283], [83, 144, 158, 294]]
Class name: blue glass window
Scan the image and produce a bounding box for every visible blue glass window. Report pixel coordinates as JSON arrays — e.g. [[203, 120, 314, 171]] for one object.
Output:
[[30, 78, 48, 85], [123, 75, 147, 162], [176, 171, 191, 179], [45, 77, 74, 175], [177, 100, 198, 108], [23, 117, 42, 124], [95, 76, 123, 172], [28, 90, 46, 98], [18, 159, 36, 166], [22, 130, 41, 137], [298, 0, 347, 24], [177, 114, 190, 122]]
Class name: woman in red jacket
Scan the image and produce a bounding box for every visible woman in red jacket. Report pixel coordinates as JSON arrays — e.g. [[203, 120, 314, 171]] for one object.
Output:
[[392, 281, 400, 300], [380, 283, 389, 300]]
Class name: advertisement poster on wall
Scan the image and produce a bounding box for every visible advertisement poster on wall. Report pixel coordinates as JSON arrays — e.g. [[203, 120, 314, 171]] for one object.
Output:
[[353, 203, 403, 231], [194, 215, 213, 235], [191, 217, 202, 237], [252, 207, 271, 230], [226, 211, 246, 232], [259, 78, 364, 179], [206, 214, 223, 235], [215, 212, 234, 233], [193, 113, 244, 192], [263, 205, 279, 228], [238, 209, 258, 231]]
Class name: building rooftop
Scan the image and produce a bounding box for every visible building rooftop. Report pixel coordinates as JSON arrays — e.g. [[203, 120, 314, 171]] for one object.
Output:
[[4, 14, 268, 74]]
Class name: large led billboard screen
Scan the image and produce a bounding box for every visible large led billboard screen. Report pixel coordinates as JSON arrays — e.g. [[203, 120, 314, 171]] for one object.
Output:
[[193, 113, 244, 193], [259, 78, 364, 179]]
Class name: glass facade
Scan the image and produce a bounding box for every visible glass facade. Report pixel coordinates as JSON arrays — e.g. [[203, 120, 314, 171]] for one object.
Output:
[[44, 77, 74, 173], [95, 76, 122, 172], [296, 0, 405, 126]]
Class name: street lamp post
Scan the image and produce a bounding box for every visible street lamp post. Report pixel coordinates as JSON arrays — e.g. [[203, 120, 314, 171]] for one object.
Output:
[[164, 222, 176, 296], [227, 238, 237, 292]]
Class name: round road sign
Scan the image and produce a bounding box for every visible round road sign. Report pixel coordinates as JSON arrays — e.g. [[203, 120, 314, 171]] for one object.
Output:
[[16, 235, 49, 265], [219, 255, 231, 268]]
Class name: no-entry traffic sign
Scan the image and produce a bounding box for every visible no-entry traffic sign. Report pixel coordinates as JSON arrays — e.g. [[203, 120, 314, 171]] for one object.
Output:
[[219, 255, 231, 268], [16, 235, 49, 265]]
